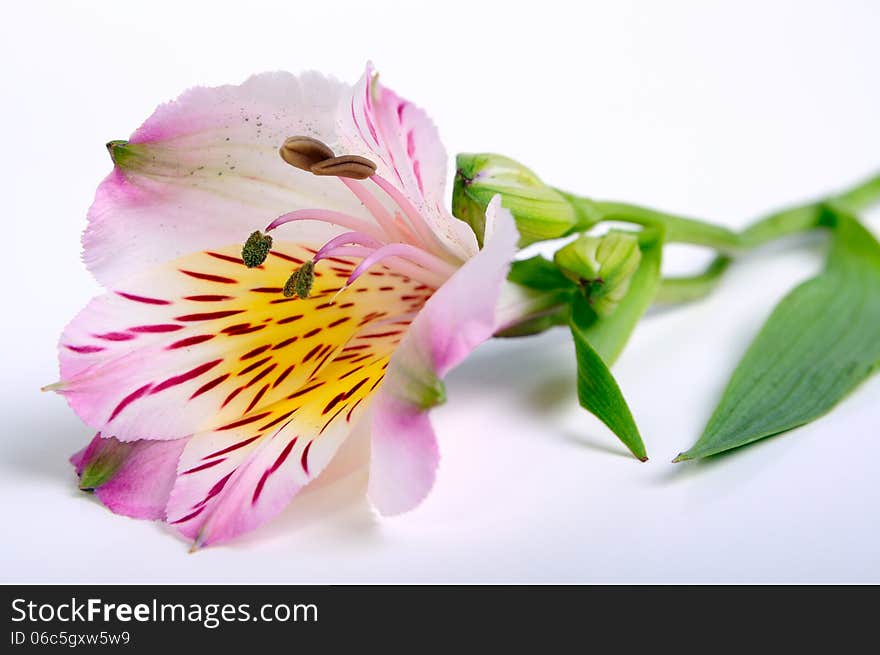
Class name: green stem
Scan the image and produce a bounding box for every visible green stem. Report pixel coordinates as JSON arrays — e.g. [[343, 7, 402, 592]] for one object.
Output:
[[573, 198, 744, 254], [655, 257, 732, 304], [567, 171, 880, 304], [564, 171, 880, 252]]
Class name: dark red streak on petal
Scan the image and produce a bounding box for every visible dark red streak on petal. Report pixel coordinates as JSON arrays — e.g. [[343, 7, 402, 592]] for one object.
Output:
[[216, 412, 273, 431], [302, 327, 322, 338], [116, 291, 171, 305], [272, 336, 298, 351], [151, 360, 222, 394], [238, 357, 272, 377], [361, 330, 403, 339], [206, 251, 246, 265], [180, 270, 237, 284], [244, 364, 277, 390], [244, 384, 270, 415], [222, 386, 244, 408], [269, 251, 304, 264], [320, 406, 346, 434], [175, 309, 244, 322], [130, 324, 184, 333], [287, 382, 325, 399], [277, 315, 304, 325], [240, 344, 272, 360], [339, 365, 364, 380], [190, 373, 230, 400], [169, 505, 206, 525], [192, 471, 236, 510], [327, 317, 351, 328], [258, 409, 296, 432], [169, 334, 215, 349], [181, 458, 226, 476], [347, 377, 371, 398], [223, 324, 266, 336], [184, 294, 234, 302], [346, 397, 364, 422], [250, 287, 283, 294], [322, 392, 347, 416], [95, 331, 134, 341], [300, 441, 313, 475], [108, 383, 153, 422], [312, 345, 335, 373], [272, 364, 296, 388], [302, 344, 323, 362], [202, 434, 262, 461], [65, 344, 106, 354], [324, 257, 354, 266], [252, 436, 298, 505]]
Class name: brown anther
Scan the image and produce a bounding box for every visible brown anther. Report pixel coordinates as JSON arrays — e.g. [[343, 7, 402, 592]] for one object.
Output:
[[310, 155, 377, 180], [279, 136, 335, 171]]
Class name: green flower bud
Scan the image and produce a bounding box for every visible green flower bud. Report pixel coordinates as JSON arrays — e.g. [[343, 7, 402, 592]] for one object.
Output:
[[453, 153, 588, 247], [554, 231, 642, 317]]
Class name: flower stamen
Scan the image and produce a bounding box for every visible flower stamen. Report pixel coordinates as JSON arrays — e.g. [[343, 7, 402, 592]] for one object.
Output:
[[311, 155, 377, 180], [279, 136, 335, 171], [346, 243, 456, 287], [266, 209, 382, 239], [371, 174, 459, 263], [241, 231, 273, 268], [283, 260, 315, 299]]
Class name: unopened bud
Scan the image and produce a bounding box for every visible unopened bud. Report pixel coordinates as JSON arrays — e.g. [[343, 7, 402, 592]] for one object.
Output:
[[453, 153, 588, 246], [554, 231, 642, 317]]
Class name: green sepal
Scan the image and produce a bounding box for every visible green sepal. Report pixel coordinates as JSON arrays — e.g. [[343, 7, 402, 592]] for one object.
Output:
[[79, 438, 134, 490]]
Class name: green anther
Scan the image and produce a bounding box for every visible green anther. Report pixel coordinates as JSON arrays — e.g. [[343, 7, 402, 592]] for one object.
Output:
[[283, 260, 315, 299], [241, 231, 273, 268]]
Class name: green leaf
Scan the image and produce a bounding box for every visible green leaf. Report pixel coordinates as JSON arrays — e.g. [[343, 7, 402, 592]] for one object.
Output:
[[574, 228, 664, 365], [675, 208, 880, 461], [570, 294, 648, 461]]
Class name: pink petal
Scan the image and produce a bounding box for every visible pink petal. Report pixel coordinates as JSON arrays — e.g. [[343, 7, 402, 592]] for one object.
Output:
[[165, 333, 387, 547], [341, 64, 479, 260], [368, 198, 518, 515], [164, 308, 415, 547], [165, 419, 350, 547], [84, 72, 368, 285], [72, 434, 186, 519], [57, 241, 429, 442]]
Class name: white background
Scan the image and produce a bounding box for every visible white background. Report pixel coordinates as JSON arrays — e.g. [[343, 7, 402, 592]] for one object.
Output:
[[2, 0, 879, 583]]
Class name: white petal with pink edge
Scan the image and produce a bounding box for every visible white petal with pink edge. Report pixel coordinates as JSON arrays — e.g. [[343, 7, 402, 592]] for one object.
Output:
[[367, 197, 519, 515]]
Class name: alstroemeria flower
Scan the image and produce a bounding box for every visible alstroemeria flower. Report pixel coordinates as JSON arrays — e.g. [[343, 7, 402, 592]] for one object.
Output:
[[53, 65, 518, 548]]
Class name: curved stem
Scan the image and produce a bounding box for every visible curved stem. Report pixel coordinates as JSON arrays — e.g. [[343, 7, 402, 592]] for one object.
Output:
[[575, 198, 744, 254], [655, 256, 731, 304], [561, 170, 880, 255], [657, 171, 880, 304]]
